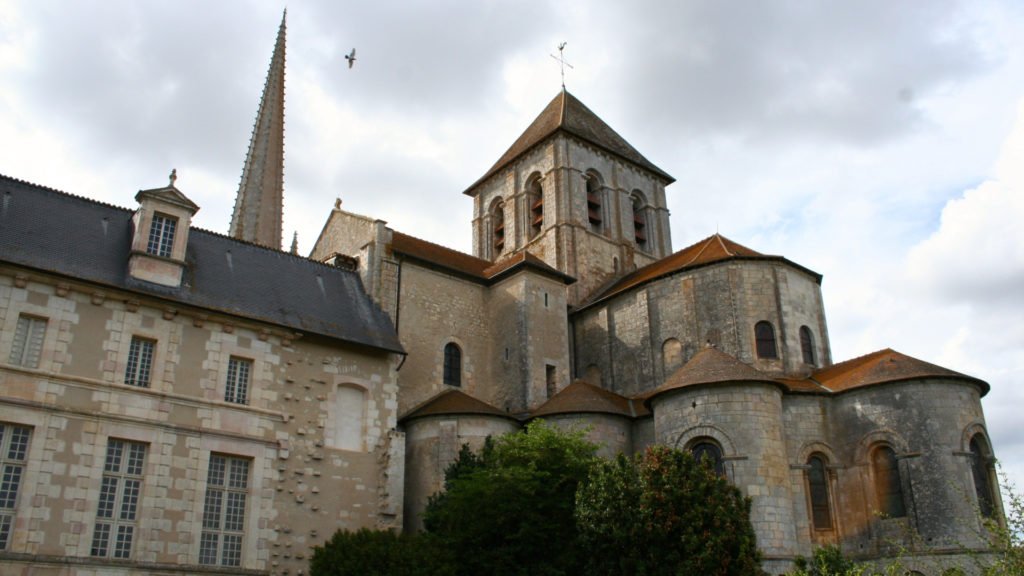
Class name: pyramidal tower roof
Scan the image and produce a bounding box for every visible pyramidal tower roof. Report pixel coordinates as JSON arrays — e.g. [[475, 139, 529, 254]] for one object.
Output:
[[465, 90, 674, 195], [230, 10, 287, 249]]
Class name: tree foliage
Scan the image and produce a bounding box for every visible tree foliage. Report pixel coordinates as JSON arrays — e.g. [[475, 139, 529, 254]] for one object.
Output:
[[309, 528, 455, 576], [422, 421, 599, 576], [575, 445, 766, 576]]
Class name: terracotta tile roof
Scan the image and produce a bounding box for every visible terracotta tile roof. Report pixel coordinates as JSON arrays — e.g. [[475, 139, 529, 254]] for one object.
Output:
[[808, 348, 989, 395], [774, 377, 832, 394], [579, 233, 821, 310], [530, 379, 648, 419], [390, 232, 574, 285], [465, 90, 673, 195], [643, 346, 779, 406], [399, 389, 517, 423]]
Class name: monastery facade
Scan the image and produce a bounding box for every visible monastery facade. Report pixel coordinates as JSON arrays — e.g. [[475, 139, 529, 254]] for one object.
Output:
[[0, 14, 1004, 576]]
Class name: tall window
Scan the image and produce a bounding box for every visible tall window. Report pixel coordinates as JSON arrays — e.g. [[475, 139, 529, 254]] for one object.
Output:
[[528, 176, 543, 239], [631, 192, 647, 249], [443, 343, 461, 387], [690, 440, 724, 476], [200, 454, 250, 567], [799, 326, 816, 366], [225, 357, 252, 405], [334, 386, 366, 452], [871, 446, 906, 518], [124, 337, 155, 387], [969, 435, 996, 518], [755, 321, 778, 359], [9, 314, 47, 368], [146, 213, 177, 258], [586, 173, 603, 233], [492, 200, 505, 255], [91, 439, 146, 559], [807, 454, 833, 530], [0, 424, 31, 550]]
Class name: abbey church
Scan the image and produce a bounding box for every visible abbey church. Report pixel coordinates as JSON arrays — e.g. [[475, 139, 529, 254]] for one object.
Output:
[[0, 14, 1004, 576]]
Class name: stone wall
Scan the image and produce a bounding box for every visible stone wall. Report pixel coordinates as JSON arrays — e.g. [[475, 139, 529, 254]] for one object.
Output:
[[0, 267, 401, 575], [572, 260, 830, 394], [402, 415, 518, 532]]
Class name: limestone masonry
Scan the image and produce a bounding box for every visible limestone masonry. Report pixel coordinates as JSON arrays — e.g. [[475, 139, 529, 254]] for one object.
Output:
[[0, 14, 1005, 576]]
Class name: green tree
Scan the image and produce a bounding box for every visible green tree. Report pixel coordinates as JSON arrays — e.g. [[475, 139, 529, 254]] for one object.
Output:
[[309, 528, 455, 576], [422, 421, 599, 576], [575, 445, 766, 576]]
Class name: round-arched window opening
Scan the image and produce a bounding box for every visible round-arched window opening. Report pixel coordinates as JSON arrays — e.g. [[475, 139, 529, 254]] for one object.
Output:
[[690, 440, 724, 476], [443, 342, 462, 387]]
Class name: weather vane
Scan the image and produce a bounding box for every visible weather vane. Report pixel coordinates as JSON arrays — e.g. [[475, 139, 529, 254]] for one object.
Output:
[[550, 42, 573, 90]]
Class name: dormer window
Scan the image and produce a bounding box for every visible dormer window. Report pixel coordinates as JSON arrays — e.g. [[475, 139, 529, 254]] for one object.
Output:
[[147, 213, 177, 258]]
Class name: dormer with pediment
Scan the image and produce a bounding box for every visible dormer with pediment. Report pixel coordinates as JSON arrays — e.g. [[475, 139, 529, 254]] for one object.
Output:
[[464, 91, 675, 305], [128, 172, 199, 287]]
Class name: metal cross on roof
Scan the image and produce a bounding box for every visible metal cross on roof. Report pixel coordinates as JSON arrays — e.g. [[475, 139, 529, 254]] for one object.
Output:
[[550, 42, 573, 90]]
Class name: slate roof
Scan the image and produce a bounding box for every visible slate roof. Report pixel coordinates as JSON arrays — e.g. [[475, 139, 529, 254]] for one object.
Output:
[[531, 379, 648, 419], [808, 348, 989, 395], [399, 389, 516, 423], [579, 233, 822, 311], [0, 174, 403, 354], [465, 90, 674, 195], [389, 231, 574, 285]]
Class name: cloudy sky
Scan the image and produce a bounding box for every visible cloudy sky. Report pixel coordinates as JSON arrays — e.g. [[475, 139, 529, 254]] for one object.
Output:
[[2, 1, 1023, 495]]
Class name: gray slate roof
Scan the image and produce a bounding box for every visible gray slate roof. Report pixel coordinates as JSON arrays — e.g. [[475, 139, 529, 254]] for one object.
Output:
[[0, 174, 404, 354]]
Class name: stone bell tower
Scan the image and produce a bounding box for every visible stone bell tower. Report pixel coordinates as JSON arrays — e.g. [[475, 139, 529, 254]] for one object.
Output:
[[464, 90, 675, 305]]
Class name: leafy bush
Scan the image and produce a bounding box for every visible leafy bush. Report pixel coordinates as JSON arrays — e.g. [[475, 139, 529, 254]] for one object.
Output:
[[575, 445, 766, 576], [309, 528, 455, 576], [423, 420, 599, 576]]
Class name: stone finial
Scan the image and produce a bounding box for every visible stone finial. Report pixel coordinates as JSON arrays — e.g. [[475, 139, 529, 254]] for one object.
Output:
[[334, 198, 342, 210], [290, 231, 299, 254], [169, 168, 177, 187]]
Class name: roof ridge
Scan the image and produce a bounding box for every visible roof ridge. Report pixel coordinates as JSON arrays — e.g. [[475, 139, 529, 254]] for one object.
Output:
[[0, 173, 134, 214], [714, 233, 735, 256]]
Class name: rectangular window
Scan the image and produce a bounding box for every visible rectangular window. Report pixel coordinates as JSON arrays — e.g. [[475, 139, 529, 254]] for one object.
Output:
[[8, 315, 46, 368], [0, 424, 31, 550], [224, 357, 252, 405], [199, 454, 249, 567], [124, 337, 155, 387], [90, 439, 146, 559], [146, 214, 177, 258]]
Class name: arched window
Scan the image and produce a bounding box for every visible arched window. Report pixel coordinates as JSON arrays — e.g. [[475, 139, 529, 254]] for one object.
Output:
[[586, 172, 603, 234], [443, 343, 462, 387], [755, 321, 778, 359], [871, 445, 906, 518], [800, 326, 816, 365], [492, 200, 505, 256], [807, 454, 833, 530], [969, 434, 996, 518], [631, 191, 647, 249], [690, 440, 724, 476], [527, 175, 543, 239]]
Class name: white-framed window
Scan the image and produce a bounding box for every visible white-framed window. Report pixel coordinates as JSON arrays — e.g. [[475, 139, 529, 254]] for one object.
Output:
[[124, 337, 155, 387], [90, 439, 147, 559], [224, 357, 252, 405], [8, 314, 47, 368], [0, 423, 32, 550], [146, 213, 177, 258], [199, 454, 250, 567]]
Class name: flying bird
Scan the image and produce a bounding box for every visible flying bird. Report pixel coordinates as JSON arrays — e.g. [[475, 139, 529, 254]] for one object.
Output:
[[345, 48, 356, 69]]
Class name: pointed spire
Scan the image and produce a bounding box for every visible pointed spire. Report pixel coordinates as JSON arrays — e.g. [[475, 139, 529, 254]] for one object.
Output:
[[290, 231, 299, 254], [230, 10, 287, 249]]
